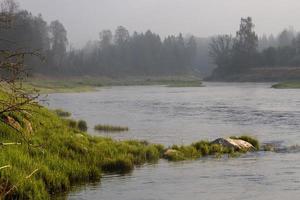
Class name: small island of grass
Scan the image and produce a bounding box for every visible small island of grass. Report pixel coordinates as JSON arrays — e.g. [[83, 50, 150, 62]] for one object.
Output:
[[94, 124, 129, 132], [272, 81, 300, 89]]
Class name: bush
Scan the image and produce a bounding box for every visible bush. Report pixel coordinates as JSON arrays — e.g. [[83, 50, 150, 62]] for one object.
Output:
[[77, 120, 87, 132]]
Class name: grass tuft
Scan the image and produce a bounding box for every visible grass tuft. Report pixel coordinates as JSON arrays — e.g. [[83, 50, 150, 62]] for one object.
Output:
[[94, 124, 129, 132], [54, 109, 71, 118]]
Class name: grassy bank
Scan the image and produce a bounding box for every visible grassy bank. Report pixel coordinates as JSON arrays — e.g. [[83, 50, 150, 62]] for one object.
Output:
[[272, 81, 300, 89], [0, 90, 164, 199], [24, 76, 203, 93], [0, 90, 259, 199], [23, 79, 98, 94]]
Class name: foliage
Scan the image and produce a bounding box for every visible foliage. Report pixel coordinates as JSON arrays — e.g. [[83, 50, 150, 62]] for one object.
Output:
[[209, 17, 259, 77], [77, 120, 87, 132], [0, 4, 198, 77], [209, 17, 300, 81], [209, 35, 233, 68]]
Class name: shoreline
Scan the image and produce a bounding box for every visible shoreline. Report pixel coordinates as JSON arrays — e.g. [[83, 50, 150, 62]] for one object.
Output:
[[271, 81, 300, 89], [24, 75, 203, 94]]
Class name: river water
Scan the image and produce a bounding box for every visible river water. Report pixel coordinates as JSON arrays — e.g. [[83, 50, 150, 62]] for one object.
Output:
[[46, 82, 300, 200]]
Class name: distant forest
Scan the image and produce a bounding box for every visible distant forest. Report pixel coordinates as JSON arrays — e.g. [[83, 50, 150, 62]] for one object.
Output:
[[2, 1, 300, 79], [209, 17, 300, 80], [0, 3, 209, 77]]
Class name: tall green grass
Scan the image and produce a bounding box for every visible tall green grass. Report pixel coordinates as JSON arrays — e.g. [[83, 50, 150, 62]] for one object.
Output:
[[94, 124, 129, 132]]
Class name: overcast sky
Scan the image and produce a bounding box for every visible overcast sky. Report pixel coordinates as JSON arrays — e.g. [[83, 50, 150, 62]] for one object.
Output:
[[20, 0, 300, 47]]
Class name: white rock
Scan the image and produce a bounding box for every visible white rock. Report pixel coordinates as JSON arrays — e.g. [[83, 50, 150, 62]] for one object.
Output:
[[211, 138, 255, 151]]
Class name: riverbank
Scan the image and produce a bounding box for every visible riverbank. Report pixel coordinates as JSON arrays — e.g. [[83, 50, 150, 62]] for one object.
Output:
[[272, 81, 300, 89], [207, 67, 300, 82], [0, 89, 259, 199], [24, 75, 203, 93]]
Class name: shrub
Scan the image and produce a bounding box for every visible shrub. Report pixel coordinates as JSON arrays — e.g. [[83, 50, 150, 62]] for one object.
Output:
[[77, 120, 87, 132]]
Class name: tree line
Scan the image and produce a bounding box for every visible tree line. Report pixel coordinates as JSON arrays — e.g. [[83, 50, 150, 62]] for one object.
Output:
[[2, 0, 300, 79], [65, 28, 197, 76], [0, 2, 200, 77], [209, 17, 300, 79]]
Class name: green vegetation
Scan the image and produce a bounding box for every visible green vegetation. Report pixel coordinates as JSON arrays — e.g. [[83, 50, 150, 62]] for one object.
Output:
[[94, 124, 129, 132], [0, 90, 163, 199], [209, 17, 300, 82], [23, 79, 98, 94], [24, 76, 203, 94], [163, 136, 259, 162], [54, 109, 71, 117], [77, 120, 88, 132], [272, 81, 300, 89]]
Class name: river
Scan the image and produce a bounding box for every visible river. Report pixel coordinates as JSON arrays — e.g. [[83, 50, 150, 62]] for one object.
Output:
[[46, 82, 300, 200]]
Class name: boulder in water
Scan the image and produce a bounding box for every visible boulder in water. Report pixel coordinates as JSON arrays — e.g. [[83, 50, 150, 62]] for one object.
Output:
[[211, 138, 255, 151]]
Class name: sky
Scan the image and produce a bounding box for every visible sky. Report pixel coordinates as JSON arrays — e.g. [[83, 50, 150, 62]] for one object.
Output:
[[20, 0, 300, 47]]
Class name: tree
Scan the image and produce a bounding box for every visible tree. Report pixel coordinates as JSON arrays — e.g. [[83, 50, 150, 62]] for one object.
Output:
[[209, 35, 233, 68], [49, 20, 68, 68], [114, 26, 129, 46], [232, 17, 258, 71], [278, 28, 295, 47], [99, 30, 112, 49], [261, 47, 277, 66], [0, 0, 39, 131]]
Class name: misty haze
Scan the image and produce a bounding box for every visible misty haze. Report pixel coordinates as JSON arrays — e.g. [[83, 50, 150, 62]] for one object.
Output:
[[0, 0, 299, 199]]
